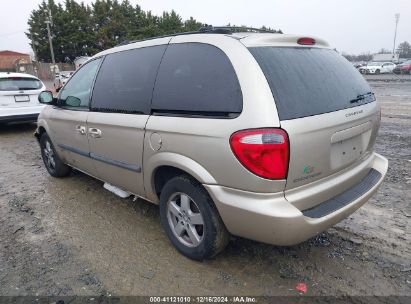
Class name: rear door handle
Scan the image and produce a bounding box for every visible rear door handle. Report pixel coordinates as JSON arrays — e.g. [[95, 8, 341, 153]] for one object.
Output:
[[76, 125, 86, 135], [88, 128, 102, 138]]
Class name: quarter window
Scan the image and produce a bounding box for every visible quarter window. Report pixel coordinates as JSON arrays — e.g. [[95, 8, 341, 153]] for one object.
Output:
[[59, 58, 102, 108], [151, 43, 243, 116], [91, 45, 167, 114]]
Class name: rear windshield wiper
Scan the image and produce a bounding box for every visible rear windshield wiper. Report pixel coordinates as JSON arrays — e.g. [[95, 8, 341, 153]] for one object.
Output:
[[350, 92, 374, 104]]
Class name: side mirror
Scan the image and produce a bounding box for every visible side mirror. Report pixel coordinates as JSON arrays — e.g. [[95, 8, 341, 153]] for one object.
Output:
[[38, 91, 55, 104]]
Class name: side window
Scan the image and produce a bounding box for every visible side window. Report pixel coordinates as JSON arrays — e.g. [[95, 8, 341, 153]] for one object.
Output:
[[59, 58, 101, 108], [151, 43, 243, 116], [91, 45, 167, 114]]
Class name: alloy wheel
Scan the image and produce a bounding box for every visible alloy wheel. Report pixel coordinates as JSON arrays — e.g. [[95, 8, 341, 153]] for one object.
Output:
[[43, 140, 56, 170], [166, 192, 204, 247]]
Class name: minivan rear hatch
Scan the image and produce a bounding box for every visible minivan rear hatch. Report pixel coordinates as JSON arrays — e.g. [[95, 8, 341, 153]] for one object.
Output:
[[248, 46, 380, 196]]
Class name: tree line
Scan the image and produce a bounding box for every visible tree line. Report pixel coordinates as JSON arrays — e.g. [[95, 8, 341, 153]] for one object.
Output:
[[26, 0, 281, 62]]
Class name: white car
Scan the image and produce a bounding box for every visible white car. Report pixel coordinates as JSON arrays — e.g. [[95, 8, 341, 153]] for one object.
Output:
[[53, 71, 74, 91], [0, 72, 46, 124], [359, 62, 396, 74]]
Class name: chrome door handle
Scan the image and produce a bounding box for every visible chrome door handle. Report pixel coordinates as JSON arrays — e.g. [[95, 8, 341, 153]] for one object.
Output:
[[76, 125, 86, 135], [88, 128, 102, 138]]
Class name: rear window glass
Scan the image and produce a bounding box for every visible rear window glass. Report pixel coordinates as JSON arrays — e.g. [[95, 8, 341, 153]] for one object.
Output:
[[0, 77, 42, 91], [91, 45, 166, 114], [249, 47, 374, 120], [152, 43, 242, 116]]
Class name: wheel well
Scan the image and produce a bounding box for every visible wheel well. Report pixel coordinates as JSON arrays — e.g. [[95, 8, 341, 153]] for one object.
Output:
[[35, 126, 47, 142], [154, 166, 197, 196]]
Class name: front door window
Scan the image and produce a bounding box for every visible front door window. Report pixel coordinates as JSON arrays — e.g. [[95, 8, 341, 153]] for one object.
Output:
[[58, 58, 102, 109]]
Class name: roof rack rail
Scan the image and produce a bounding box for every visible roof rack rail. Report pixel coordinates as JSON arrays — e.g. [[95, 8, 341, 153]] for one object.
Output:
[[199, 25, 280, 34], [115, 25, 281, 47]]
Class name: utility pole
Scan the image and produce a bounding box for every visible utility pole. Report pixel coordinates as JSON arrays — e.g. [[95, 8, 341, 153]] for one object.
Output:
[[30, 34, 37, 62], [44, 8, 55, 64], [392, 13, 400, 61]]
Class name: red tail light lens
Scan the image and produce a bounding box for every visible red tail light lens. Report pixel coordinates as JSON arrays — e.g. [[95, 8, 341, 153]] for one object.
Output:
[[230, 128, 289, 179], [297, 37, 316, 45]]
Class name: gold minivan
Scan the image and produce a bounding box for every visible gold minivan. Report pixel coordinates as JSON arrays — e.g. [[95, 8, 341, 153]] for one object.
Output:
[[36, 27, 388, 260]]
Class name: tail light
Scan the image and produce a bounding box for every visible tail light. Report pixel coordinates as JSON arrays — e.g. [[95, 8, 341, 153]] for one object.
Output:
[[297, 37, 316, 45], [230, 128, 289, 179]]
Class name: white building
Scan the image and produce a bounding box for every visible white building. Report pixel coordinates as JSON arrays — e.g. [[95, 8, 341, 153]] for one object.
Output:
[[372, 53, 399, 63]]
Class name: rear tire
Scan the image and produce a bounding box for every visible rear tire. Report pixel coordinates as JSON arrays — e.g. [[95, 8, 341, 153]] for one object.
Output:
[[159, 175, 229, 260], [40, 133, 71, 177]]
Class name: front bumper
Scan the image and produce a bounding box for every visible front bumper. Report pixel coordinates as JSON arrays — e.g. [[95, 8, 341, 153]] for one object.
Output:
[[205, 152, 388, 246]]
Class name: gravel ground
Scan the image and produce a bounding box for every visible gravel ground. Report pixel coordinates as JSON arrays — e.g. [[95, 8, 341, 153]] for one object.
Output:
[[0, 80, 410, 300]]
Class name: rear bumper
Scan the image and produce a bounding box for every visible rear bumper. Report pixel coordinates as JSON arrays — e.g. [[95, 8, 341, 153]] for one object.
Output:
[[205, 152, 388, 246], [0, 106, 44, 123], [0, 113, 40, 123]]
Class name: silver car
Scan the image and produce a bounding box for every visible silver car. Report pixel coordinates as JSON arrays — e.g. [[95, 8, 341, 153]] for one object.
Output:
[[35, 28, 388, 260]]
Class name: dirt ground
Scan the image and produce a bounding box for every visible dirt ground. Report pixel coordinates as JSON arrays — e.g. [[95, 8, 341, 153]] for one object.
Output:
[[0, 79, 410, 299]]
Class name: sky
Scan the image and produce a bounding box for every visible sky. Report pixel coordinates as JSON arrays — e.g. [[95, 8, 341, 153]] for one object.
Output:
[[0, 0, 410, 56]]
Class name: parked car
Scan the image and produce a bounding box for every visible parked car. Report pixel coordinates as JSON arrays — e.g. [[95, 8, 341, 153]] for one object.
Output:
[[397, 58, 410, 65], [35, 28, 388, 260], [0, 72, 46, 124], [359, 62, 396, 74], [353, 62, 366, 69], [393, 60, 411, 74], [53, 71, 74, 91]]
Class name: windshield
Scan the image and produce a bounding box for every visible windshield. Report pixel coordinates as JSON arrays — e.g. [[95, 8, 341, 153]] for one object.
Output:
[[248, 47, 374, 120], [367, 62, 381, 66], [0, 77, 43, 91]]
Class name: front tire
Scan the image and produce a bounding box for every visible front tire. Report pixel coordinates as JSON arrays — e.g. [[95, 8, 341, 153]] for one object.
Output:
[[375, 69, 380, 74], [40, 133, 71, 177], [159, 175, 229, 260]]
